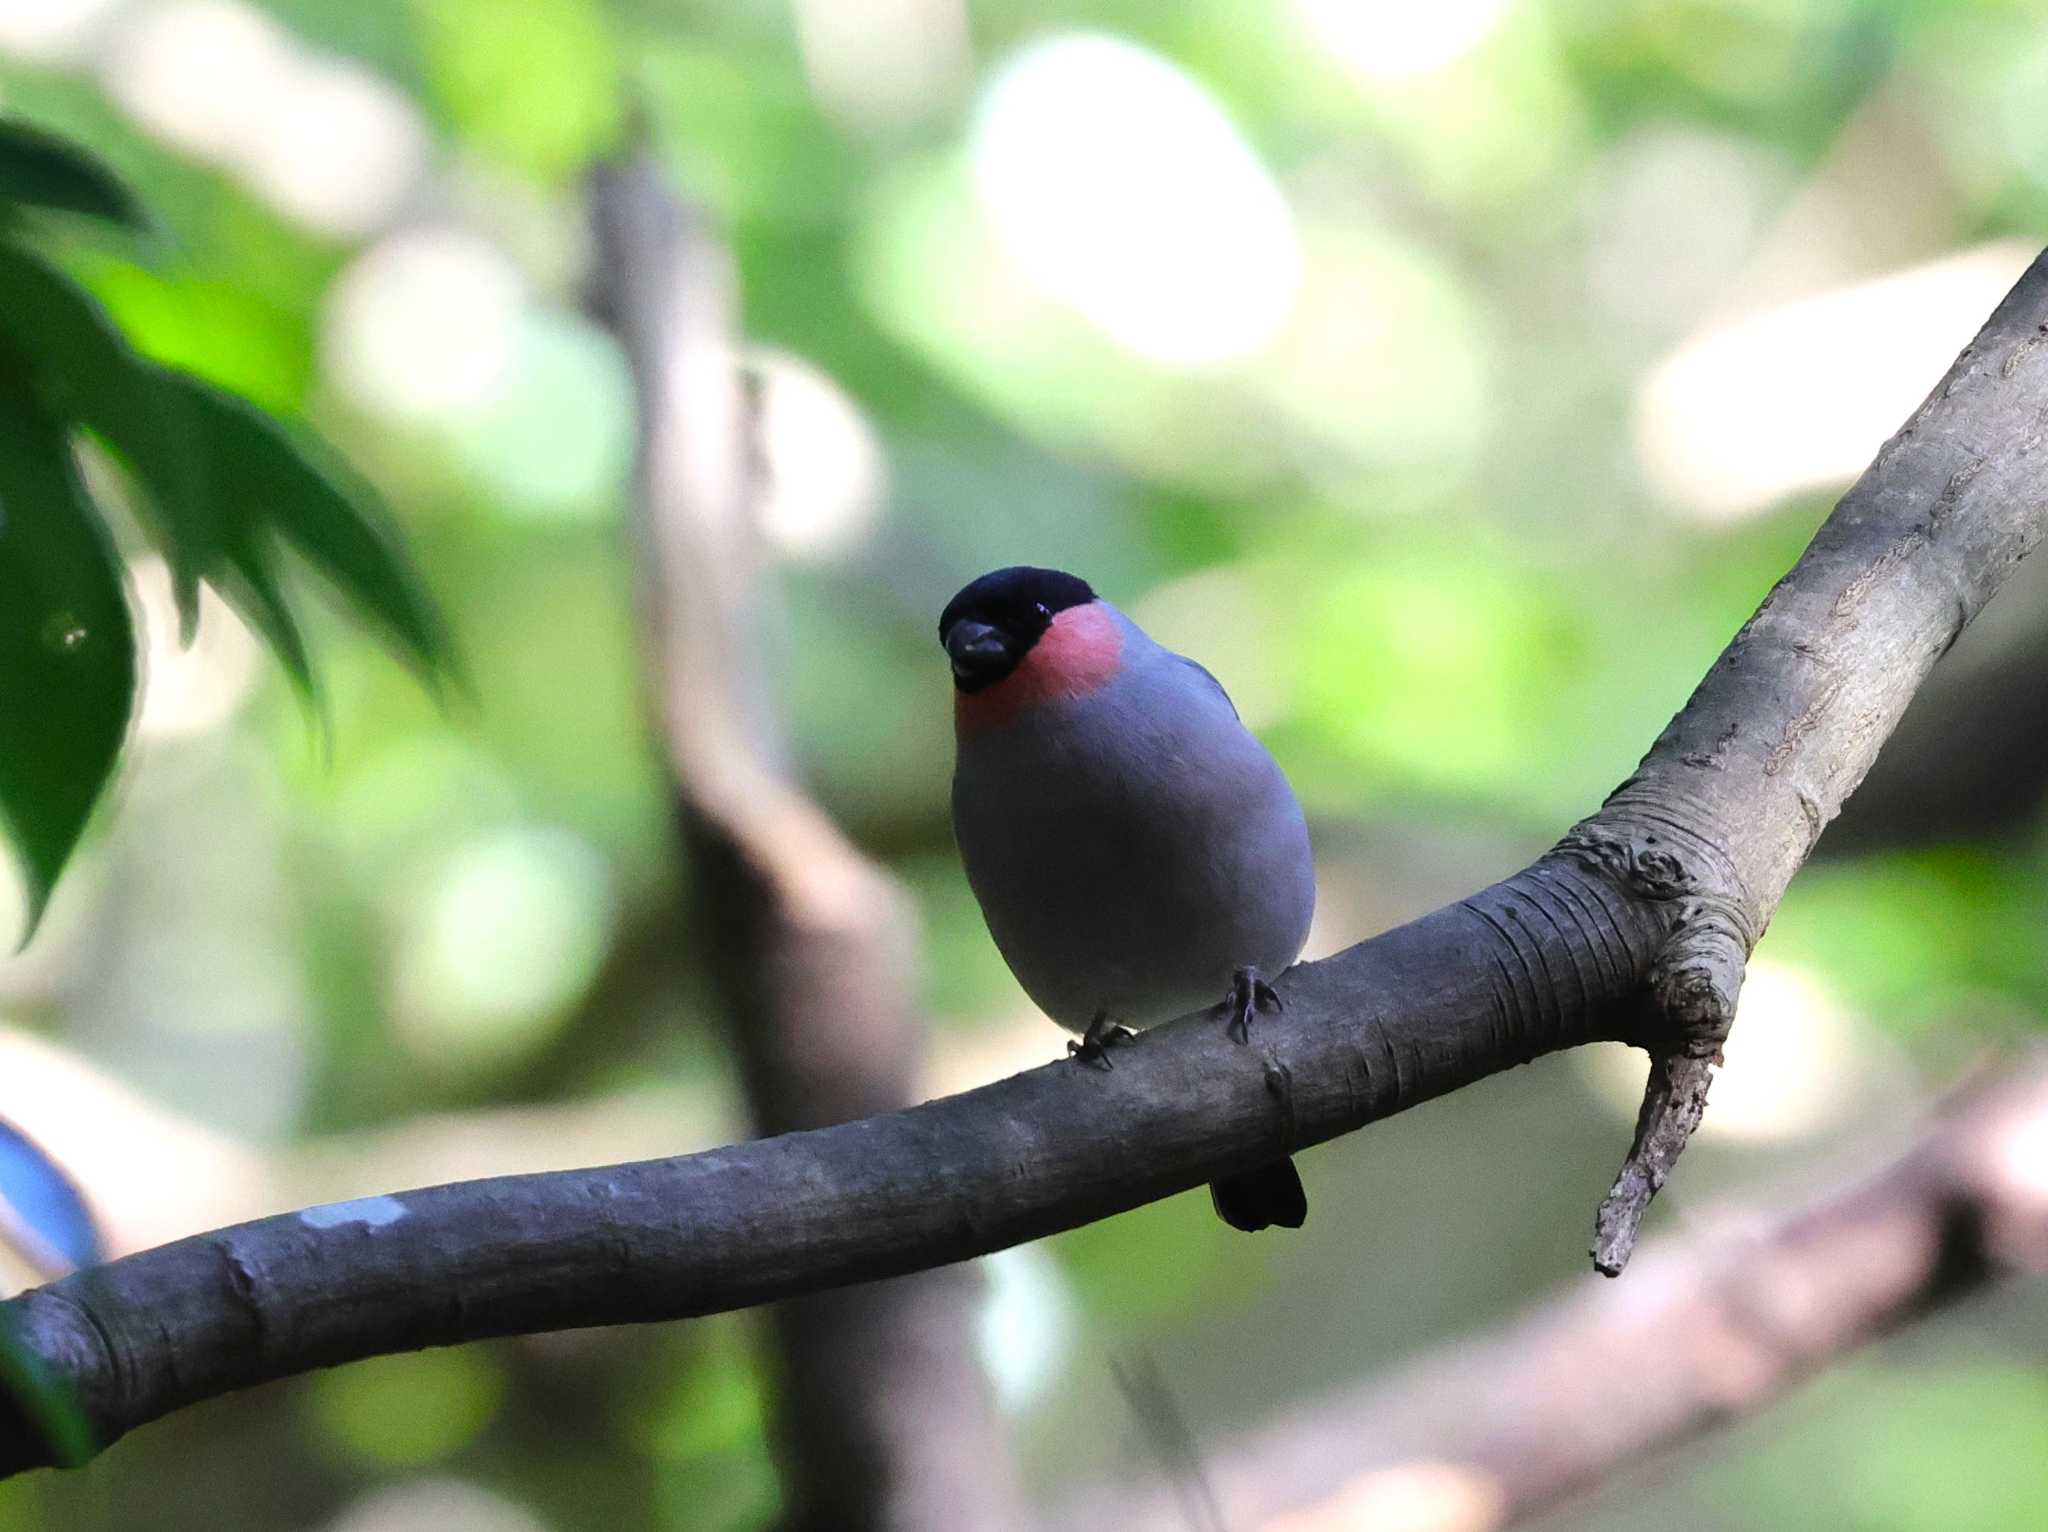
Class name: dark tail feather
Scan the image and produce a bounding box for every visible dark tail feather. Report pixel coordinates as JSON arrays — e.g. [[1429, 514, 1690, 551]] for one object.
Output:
[[1208, 1156, 1307, 1232]]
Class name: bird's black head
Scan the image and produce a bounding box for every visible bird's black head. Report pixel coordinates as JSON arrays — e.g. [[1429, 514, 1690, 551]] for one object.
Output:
[[937, 566, 1096, 691]]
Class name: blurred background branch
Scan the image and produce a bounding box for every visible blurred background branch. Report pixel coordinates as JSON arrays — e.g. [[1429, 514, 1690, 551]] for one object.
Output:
[[1059, 1051, 2048, 1531], [584, 148, 1021, 1531]]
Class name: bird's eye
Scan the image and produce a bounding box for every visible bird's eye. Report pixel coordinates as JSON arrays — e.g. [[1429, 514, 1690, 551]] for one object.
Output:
[[1033, 602, 1051, 619]]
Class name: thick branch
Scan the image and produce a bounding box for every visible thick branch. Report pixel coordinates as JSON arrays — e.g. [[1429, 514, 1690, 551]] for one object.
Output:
[[1059, 1055, 2048, 1531], [586, 151, 1019, 1531], [0, 866, 1665, 1474], [1565, 254, 2048, 1269], [1, 252, 2044, 1478]]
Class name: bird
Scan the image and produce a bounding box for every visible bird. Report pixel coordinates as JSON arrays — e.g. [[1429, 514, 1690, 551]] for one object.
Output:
[[940, 566, 1317, 1231]]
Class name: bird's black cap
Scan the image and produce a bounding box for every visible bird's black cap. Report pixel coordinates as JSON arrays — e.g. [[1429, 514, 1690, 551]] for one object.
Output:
[[938, 567, 1095, 691]]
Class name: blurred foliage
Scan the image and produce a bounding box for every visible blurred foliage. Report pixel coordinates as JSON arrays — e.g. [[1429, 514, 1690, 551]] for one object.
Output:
[[0, 119, 146, 228], [0, 0, 2046, 1528], [1714, 1356, 2048, 1532], [0, 121, 451, 933], [305, 1347, 506, 1470]]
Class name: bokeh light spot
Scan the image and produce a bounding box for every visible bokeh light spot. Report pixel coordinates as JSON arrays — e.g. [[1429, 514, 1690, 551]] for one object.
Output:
[[970, 32, 1301, 369], [750, 348, 888, 560], [236, 56, 427, 239], [323, 1477, 550, 1532], [1579, 960, 1878, 1143], [391, 826, 615, 1071], [1296, 0, 1512, 85], [322, 228, 524, 425], [307, 1348, 505, 1470], [99, 0, 296, 162], [452, 308, 633, 522], [130, 555, 261, 742], [0, 0, 125, 65], [1638, 243, 2037, 519], [976, 1244, 1075, 1413]]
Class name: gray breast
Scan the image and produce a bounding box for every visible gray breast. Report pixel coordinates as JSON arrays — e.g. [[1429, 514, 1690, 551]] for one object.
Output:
[[951, 642, 1315, 1033]]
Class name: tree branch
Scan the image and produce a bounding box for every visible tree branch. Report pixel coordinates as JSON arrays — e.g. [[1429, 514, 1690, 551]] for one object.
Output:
[[1563, 256, 2048, 1268], [585, 149, 1020, 1531], [1, 250, 2044, 1479], [1056, 1054, 2048, 1531]]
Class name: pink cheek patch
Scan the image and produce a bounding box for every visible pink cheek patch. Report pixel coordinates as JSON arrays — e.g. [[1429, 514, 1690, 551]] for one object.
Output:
[[955, 603, 1123, 732]]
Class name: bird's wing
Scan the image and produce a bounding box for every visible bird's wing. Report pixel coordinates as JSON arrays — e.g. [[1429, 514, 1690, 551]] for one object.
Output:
[[1174, 655, 1240, 721]]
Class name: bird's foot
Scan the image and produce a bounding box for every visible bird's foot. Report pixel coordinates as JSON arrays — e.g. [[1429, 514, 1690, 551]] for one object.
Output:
[[1069, 1011, 1139, 1071], [1225, 966, 1283, 1044]]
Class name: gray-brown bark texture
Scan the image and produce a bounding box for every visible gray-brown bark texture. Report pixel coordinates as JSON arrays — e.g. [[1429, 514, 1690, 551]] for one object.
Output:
[[1567, 267, 2048, 1269], [1, 249, 2045, 1480], [585, 153, 1021, 1532]]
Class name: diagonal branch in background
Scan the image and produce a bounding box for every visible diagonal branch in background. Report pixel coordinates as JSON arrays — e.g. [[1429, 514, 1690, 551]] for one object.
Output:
[[1056, 1053, 2048, 1532], [584, 150, 1021, 1532], [0, 251, 2045, 1480]]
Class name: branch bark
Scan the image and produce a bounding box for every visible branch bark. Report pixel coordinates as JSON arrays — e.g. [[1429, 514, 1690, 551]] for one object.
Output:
[[1, 250, 2045, 1479], [1566, 262, 2048, 1262], [584, 151, 1020, 1531], [1055, 1054, 2048, 1531]]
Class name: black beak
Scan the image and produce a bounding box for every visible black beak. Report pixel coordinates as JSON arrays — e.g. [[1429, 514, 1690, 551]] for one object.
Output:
[[945, 620, 1012, 687]]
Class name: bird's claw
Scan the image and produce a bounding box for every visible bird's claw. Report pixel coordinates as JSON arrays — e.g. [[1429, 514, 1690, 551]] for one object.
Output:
[[1069, 1014, 1138, 1070], [1225, 966, 1283, 1044]]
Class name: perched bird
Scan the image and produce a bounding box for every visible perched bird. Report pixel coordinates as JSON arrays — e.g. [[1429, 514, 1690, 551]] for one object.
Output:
[[940, 566, 1317, 1231]]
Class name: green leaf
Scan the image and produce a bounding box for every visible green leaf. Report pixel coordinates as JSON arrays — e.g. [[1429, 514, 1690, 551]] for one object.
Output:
[[216, 534, 317, 700], [0, 373, 136, 934], [0, 239, 132, 377], [0, 240, 453, 689], [155, 373, 455, 686], [0, 119, 147, 230], [0, 240, 214, 636], [120, 376, 215, 638]]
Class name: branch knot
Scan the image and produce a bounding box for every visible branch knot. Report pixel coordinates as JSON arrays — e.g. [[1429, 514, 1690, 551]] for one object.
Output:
[[1649, 894, 1749, 1054], [1552, 820, 1699, 900], [1554, 817, 1761, 1274]]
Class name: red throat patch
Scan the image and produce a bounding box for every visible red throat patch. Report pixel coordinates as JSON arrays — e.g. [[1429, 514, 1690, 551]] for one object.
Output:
[[955, 602, 1123, 732]]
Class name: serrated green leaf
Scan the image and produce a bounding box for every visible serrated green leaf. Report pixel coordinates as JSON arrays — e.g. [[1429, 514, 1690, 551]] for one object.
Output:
[[0, 240, 131, 377], [216, 533, 317, 702], [0, 240, 214, 637], [0, 119, 146, 230], [125, 379, 213, 638], [0, 373, 136, 935], [155, 373, 454, 686], [0, 241, 451, 691]]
